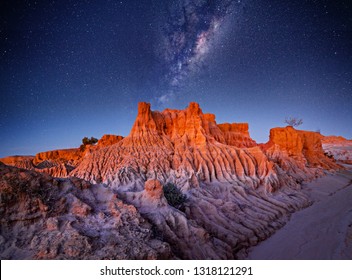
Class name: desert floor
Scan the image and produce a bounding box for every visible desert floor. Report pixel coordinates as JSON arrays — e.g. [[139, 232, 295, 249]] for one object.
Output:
[[247, 164, 352, 259]]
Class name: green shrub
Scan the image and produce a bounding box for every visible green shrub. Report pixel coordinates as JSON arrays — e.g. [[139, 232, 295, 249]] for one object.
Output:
[[82, 136, 98, 146], [79, 137, 98, 151], [163, 183, 186, 208]]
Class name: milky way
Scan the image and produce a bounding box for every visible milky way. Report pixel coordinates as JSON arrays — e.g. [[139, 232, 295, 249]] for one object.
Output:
[[158, 0, 243, 103], [0, 0, 351, 157]]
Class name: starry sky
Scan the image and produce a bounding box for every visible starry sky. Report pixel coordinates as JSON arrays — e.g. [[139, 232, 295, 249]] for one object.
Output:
[[1, 0, 351, 157]]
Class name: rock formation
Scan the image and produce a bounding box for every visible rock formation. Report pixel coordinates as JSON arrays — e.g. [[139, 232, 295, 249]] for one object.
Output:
[[263, 126, 340, 183], [72, 103, 336, 189], [72, 102, 270, 188], [0, 162, 171, 259], [119, 177, 310, 259], [218, 123, 257, 147], [0, 156, 35, 170], [0, 102, 344, 259], [321, 135, 352, 144], [97, 134, 123, 147], [0, 134, 124, 178], [71, 102, 335, 258], [33, 148, 82, 166], [321, 135, 352, 164]]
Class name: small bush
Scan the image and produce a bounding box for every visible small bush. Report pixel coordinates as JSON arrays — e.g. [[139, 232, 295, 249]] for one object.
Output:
[[163, 183, 186, 208], [80, 136, 99, 150], [82, 136, 98, 146]]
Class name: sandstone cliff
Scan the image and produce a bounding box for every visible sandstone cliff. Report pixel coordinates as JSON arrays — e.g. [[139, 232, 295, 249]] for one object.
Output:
[[72, 103, 337, 190], [263, 126, 339, 183], [72, 102, 283, 191], [70, 102, 325, 258], [97, 134, 123, 147], [0, 102, 344, 259], [0, 156, 35, 170], [0, 134, 124, 178], [33, 148, 82, 166], [218, 123, 257, 147]]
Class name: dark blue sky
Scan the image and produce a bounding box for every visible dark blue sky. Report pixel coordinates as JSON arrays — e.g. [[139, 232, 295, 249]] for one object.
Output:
[[1, 0, 351, 157]]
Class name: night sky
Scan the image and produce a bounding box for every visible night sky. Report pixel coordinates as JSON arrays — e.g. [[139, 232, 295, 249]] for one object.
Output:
[[1, 0, 351, 157]]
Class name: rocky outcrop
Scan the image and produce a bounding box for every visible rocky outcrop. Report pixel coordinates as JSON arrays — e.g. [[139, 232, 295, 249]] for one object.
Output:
[[263, 126, 340, 183], [0, 102, 345, 259], [144, 179, 165, 201], [72, 102, 283, 192], [33, 148, 82, 166], [297, 130, 339, 169], [36, 163, 75, 178], [97, 134, 123, 147], [70, 103, 323, 258], [322, 135, 352, 164], [0, 156, 35, 170], [218, 123, 257, 148], [0, 163, 171, 259], [0, 134, 124, 178], [321, 135, 352, 144], [74, 103, 339, 191], [119, 178, 310, 259]]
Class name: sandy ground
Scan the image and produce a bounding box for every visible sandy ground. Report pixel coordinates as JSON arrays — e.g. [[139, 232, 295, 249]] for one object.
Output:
[[246, 164, 352, 259]]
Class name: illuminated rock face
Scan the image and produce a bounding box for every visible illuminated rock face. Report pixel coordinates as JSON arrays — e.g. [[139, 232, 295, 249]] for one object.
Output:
[[0, 102, 344, 259], [1, 102, 338, 188], [0, 155, 35, 169], [71, 102, 277, 190], [33, 148, 82, 166], [0, 134, 124, 178], [69, 102, 320, 259], [217, 122, 257, 148], [97, 134, 123, 147], [264, 126, 340, 183], [72, 102, 337, 190], [321, 135, 352, 144]]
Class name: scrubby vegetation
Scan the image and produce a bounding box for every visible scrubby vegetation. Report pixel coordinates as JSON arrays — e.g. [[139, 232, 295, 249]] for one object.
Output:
[[163, 183, 186, 208], [80, 136, 98, 151], [82, 137, 98, 145]]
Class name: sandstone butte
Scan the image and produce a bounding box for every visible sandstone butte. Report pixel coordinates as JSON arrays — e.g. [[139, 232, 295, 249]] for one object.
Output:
[[0, 102, 346, 259]]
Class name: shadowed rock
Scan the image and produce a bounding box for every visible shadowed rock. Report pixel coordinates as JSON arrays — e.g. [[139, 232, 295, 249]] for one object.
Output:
[[321, 135, 352, 164], [0, 163, 171, 259]]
